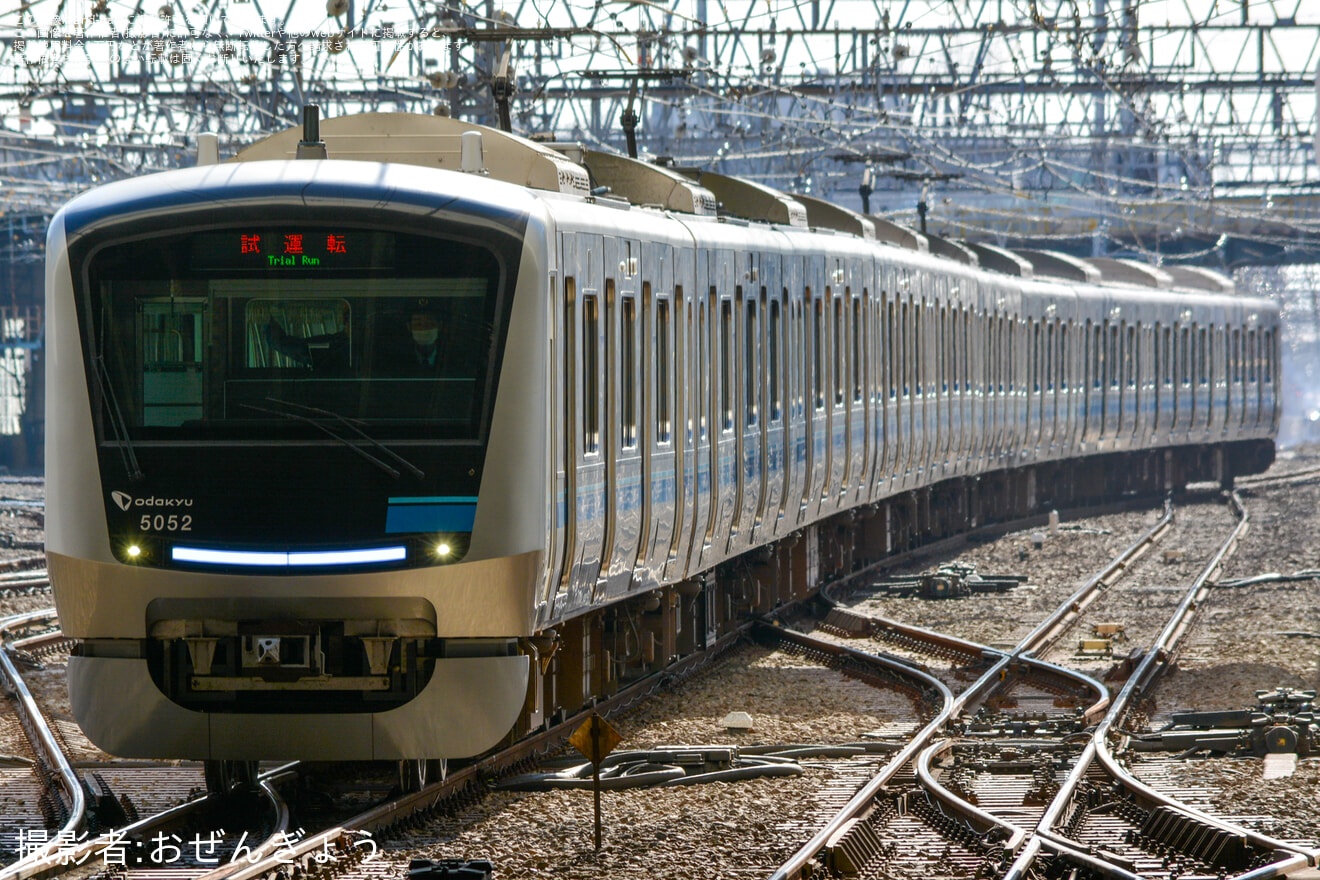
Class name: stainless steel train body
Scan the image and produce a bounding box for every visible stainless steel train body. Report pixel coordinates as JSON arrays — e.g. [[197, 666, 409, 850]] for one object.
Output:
[[45, 118, 1280, 763]]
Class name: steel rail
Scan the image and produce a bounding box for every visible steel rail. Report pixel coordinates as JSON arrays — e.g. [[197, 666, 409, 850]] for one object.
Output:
[[1009, 491, 1320, 879], [0, 610, 86, 880], [1015, 497, 1174, 660], [780, 496, 1176, 879], [765, 631, 964, 880], [1233, 464, 1320, 488], [41, 763, 299, 880]]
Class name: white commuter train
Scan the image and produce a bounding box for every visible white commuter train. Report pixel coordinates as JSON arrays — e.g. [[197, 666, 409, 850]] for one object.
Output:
[[44, 112, 1278, 786]]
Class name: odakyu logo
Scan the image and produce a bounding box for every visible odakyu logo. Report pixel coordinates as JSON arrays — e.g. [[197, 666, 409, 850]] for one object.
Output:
[[111, 491, 194, 511]]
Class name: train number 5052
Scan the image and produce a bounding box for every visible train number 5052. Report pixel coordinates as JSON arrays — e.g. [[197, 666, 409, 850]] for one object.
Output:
[[140, 515, 192, 532]]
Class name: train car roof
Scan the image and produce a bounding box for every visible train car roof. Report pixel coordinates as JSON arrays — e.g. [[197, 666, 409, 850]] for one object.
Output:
[[230, 111, 593, 198]]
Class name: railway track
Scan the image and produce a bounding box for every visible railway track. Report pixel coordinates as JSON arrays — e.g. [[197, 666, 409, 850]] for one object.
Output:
[[769, 491, 1320, 880], [0, 612, 292, 880]]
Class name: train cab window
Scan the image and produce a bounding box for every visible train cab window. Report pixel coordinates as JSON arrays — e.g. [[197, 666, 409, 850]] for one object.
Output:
[[139, 298, 206, 426], [622, 295, 637, 448], [656, 296, 671, 443], [82, 226, 513, 443]]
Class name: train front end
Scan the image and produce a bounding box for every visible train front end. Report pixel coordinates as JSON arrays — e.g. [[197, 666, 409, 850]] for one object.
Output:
[[45, 160, 550, 761]]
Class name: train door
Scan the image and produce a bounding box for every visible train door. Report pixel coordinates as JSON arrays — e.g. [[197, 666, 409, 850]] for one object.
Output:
[[853, 285, 871, 501], [827, 282, 847, 513], [968, 301, 984, 469], [639, 241, 676, 587], [549, 248, 571, 617], [730, 268, 764, 556], [706, 257, 738, 565], [987, 308, 1000, 464], [1122, 322, 1137, 444], [1245, 327, 1260, 429], [1158, 323, 1173, 441], [563, 233, 606, 610], [1212, 324, 1225, 436], [1178, 323, 1192, 438], [598, 236, 643, 600], [909, 288, 927, 485], [760, 275, 786, 541], [685, 256, 713, 573], [1230, 326, 1243, 433], [805, 256, 828, 519], [784, 259, 807, 526], [1056, 319, 1070, 454], [1043, 319, 1057, 454], [898, 286, 916, 488], [665, 269, 696, 583]]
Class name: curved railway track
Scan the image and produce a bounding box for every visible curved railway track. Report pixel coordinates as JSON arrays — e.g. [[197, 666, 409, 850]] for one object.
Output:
[[0, 613, 291, 880], [767, 491, 1319, 880]]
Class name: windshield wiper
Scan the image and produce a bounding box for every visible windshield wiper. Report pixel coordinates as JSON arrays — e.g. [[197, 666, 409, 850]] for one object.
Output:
[[245, 398, 426, 481], [242, 404, 403, 479], [264, 397, 425, 480], [91, 355, 144, 481]]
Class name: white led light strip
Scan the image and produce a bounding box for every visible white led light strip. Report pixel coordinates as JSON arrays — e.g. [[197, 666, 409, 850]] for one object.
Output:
[[171, 546, 407, 567]]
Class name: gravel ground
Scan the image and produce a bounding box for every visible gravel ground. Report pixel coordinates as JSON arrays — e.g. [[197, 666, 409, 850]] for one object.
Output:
[[376, 645, 922, 878], [839, 505, 1163, 650]]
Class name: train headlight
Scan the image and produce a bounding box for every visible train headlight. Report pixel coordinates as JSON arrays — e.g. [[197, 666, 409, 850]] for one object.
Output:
[[435, 542, 452, 558], [126, 544, 143, 560]]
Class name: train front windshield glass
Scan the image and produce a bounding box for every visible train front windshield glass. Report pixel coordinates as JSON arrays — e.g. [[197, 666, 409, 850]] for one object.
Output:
[[83, 226, 509, 442]]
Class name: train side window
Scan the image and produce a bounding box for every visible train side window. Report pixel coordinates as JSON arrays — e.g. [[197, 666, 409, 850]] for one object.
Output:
[[583, 292, 600, 454], [769, 296, 782, 422], [1264, 330, 1274, 383], [565, 277, 577, 452], [656, 295, 671, 443], [1107, 322, 1119, 389], [1247, 329, 1257, 383], [828, 294, 839, 408], [622, 295, 637, 448], [852, 295, 863, 403], [1231, 329, 1242, 384], [939, 306, 949, 395], [889, 301, 898, 399], [1058, 323, 1068, 391], [745, 295, 759, 427], [1188, 327, 1198, 385], [1196, 326, 1206, 386], [813, 295, 825, 409], [720, 295, 732, 431], [1126, 324, 1136, 388], [1161, 326, 1172, 385]]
